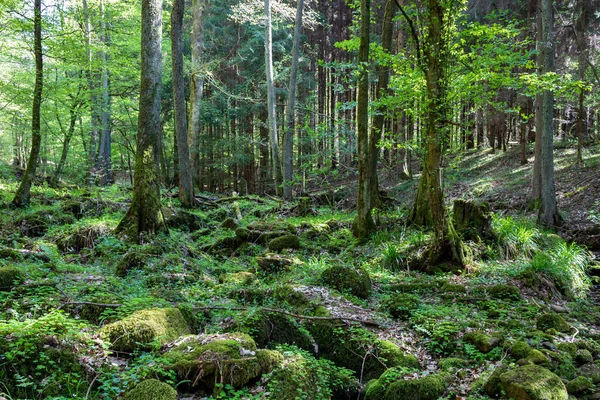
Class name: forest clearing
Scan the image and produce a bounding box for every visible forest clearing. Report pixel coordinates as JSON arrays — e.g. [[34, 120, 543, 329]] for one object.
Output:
[[1, 0, 600, 399]]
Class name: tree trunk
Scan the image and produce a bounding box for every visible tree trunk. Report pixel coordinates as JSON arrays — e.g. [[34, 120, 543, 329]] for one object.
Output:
[[531, 0, 543, 204], [116, 0, 168, 240], [96, 0, 112, 186], [352, 0, 375, 241], [171, 0, 194, 208], [282, 0, 304, 201], [538, 0, 561, 227], [52, 98, 82, 186], [265, 0, 283, 194], [189, 0, 206, 189], [82, 0, 99, 187], [576, 0, 588, 165], [12, 0, 43, 208]]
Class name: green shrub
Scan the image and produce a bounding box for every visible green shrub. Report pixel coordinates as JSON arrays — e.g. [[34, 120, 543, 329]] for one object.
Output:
[[493, 216, 540, 258]]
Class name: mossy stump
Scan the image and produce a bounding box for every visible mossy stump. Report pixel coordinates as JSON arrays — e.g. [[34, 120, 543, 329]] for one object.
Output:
[[452, 200, 494, 241], [321, 265, 371, 299], [0, 266, 23, 290]]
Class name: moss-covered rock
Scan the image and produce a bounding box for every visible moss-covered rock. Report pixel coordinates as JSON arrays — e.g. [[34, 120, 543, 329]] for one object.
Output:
[[438, 357, 468, 371], [496, 364, 568, 400], [256, 254, 293, 273], [272, 285, 311, 309], [487, 284, 521, 300], [164, 332, 281, 390], [218, 271, 256, 285], [463, 331, 501, 353], [557, 342, 578, 357], [526, 349, 550, 365], [575, 349, 593, 365], [0, 266, 23, 289], [243, 311, 314, 352], [321, 265, 371, 299], [123, 379, 177, 400], [381, 293, 421, 320], [510, 341, 549, 365], [576, 339, 600, 357], [100, 308, 190, 352], [537, 313, 570, 333], [440, 282, 467, 293], [365, 378, 387, 400], [565, 376, 592, 395], [384, 374, 448, 400], [220, 217, 238, 230], [578, 363, 600, 384], [268, 234, 300, 252]]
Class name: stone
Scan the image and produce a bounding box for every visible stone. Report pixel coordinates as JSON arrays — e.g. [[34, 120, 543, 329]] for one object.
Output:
[[497, 365, 568, 400], [565, 376, 592, 395], [123, 379, 177, 400], [321, 265, 371, 299], [537, 314, 570, 333], [463, 331, 501, 353], [268, 235, 301, 252]]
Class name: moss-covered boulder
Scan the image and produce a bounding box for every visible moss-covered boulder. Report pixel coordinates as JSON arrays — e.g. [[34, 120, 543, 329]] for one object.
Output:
[[164, 332, 282, 390], [268, 235, 300, 252], [0, 266, 23, 290], [243, 311, 314, 352], [463, 331, 501, 353], [256, 254, 294, 273], [438, 357, 468, 372], [575, 349, 593, 365], [537, 313, 570, 333], [579, 363, 600, 384], [565, 376, 592, 395], [100, 308, 190, 352], [440, 282, 467, 293], [495, 365, 568, 400], [218, 271, 256, 285], [381, 293, 421, 320], [123, 379, 177, 400], [510, 341, 549, 365], [487, 284, 521, 300], [384, 374, 448, 400], [321, 266, 371, 299]]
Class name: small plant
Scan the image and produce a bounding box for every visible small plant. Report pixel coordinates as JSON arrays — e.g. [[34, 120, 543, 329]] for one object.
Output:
[[382, 244, 404, 271], [493, 215, 539, 259], [589, 201, 600, 224]]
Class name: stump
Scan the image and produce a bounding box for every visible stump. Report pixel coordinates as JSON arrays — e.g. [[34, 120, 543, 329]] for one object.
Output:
[[452, 200, 494, 242]]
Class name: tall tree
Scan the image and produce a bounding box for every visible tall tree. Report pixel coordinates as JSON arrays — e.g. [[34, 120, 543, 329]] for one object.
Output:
[[189, 0, 206, 189], [171, 0, 194, 207], [352, 0, 375, 241], [531, 0, 543, 204], [538, 0, 561, 227], [282, 0, 304, 201], [116, 0, 168, 239], [96, 0, 112, 185], [12, 0, 43, 208], [265, 0, 283, 194]]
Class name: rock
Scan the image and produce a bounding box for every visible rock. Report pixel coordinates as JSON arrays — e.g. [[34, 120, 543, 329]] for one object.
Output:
[[565, 376, 592, 395], [218, 271, 256, 285], [256, 254, 293, 273], [550, 304, 569, 313], [164, 332, 282, 389], [163, 208, 203, 231], [512, 341, 534, 359], [440, 282, 467, 293], [0, 266, 23, 290], [525, 349, 550, 365], [268, 235, 300, 252], [487, 284, 521, 300], [384, 373, 449, 400], [537, 313, 570, 333], [321, 265, 371, 299], [244, 311, 314, 352], [381, 293, 421, 320], [579, 363, 600, 384], [575, 349, 593, 365], [463, 331, 501, 353], [438, 358, 468, 371], [496, 365, 568, 400], [100, 308, 190, 352], [123, 379, 177, 400], [452, 200, 493, 241]]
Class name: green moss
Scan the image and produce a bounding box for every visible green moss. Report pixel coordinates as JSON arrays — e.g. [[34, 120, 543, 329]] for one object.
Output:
[[497, 365, 568, 400], [272, 285, 311, 309], [438, 357, 468, 371], [268, 234, 300, 251], [0, 266, 23, 289], [487, 284, 521, 300], [123, 379, 177, 400], [256, 254, 293, 273], [557, 342, 577, 357], [440, 283, 467, 293], [578, 363, 600, 384], [381, 293, 420, 320], [243, 311, 314, 351], [365, 378, 387, 400], [565, 376, 592, 395], [463, 331, 501, 353], [388, 283, 437, 293], [537, 313, 570, 333], [100, 308, 190, 352], [526, 349, 550, 365], [321, 265, 371, 299], [164, 333, 279, 390], [384, 374, 448, 400], [576, 339, 600, 356], [575, 349, 593, 365], [220, 217, 238, 230], [511, 341, 533, 359], [218, 271, 256, 285]]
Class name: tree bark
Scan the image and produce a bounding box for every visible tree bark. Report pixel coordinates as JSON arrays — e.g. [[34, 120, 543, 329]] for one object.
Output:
[[52, 97, 83, 186], [96, 0, 112, 185], [352, 0, 375, 241], [189, 0, 206, 189], [538, 0, 561, 227], [12, 0, 43, 208], [531, 0, 543, 204], [116, 0, 168, 240], [282, 0, 304, 201], [265, 0, 283, 194], [171, 0, 194, 208]]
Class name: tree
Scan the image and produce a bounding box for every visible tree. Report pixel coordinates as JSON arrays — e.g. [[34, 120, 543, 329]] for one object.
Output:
[[282, 0, 304, 201], [352, 0, 375, 241], [537, 0, 561, 227], [264, 0, 283, 194], [12, 0, 43, 208], [116, 0, 168, 239], [171, 0, 194, 208]]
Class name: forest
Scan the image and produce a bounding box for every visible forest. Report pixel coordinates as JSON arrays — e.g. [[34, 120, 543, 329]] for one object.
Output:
[[0, 0, 599, 398]]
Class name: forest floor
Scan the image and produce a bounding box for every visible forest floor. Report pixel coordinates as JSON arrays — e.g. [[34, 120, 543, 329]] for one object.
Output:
[[0, 142, 599, 400]]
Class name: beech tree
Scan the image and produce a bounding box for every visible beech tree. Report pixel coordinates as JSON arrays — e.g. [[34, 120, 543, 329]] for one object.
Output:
[[116, 0, 167, 239], [12, 0, 43, 208]]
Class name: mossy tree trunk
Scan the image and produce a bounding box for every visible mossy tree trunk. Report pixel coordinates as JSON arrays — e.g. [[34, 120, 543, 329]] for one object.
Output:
[[116, 0, 168, 240], [189, 0, 206, 189], [353, 0, 376, 241], [171, 0, 194, 208], [12, 0, 43, 208]]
